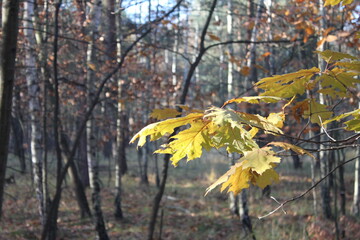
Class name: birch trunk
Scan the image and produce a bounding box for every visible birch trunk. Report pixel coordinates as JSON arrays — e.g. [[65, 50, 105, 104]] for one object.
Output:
[[226, 0, 233, 99], [86, 1, 109, 238], [226, 0, 238, 216], [24, 0, 46, 225], [113, 0, 126, 220]]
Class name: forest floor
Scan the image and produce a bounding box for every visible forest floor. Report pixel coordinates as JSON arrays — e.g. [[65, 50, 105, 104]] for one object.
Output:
[[1, 149, 360, 240]]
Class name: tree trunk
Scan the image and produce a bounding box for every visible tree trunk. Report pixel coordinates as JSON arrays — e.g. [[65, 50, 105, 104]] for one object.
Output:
[[10, 116, 26, 173], [140, 145, 150, 185], [318, 0, 332, 219], [113, 0, 126, 220], [86, 1, 109, 238], [352, 102, 360, 216], [246, 0, 263, 86], [41, 2, 62, 238], [352, 147, 360, 216], [61, 134, 92, 218], [171, 7, 180, 99], [147, 1, 217, 239], [228, 155, 239, 215], [78, 126, 90, 187], [239, 190, 256, 240], [226, 0, 233, 99], [24, 0, 46, 225], [0, 0, 20, 218]]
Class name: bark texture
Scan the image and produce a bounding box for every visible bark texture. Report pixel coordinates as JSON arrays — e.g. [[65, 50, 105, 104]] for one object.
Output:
[[0, 0, 20, 218]]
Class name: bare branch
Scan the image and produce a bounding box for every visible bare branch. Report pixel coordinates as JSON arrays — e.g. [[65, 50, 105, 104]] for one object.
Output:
[[258, 155, 360, 220]]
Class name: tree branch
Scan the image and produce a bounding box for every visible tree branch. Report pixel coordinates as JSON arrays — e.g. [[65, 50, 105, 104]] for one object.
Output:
[[258, 155, 360, 220]]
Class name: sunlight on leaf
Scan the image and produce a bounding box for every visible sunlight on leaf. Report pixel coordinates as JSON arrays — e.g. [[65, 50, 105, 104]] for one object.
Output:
[[223, 96, 282, 107], [150, 108, 180, 120], [256, 68, 319, 98], [316, 50, 357, 63], [155, 120, 214, 166], [241, 147, 281, 174], [130, 113, 204, 147], [268, 141, 315, 159]]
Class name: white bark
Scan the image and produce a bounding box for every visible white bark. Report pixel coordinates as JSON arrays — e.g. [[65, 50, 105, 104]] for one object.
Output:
[[86, 0, 102, 189], [24, 0, 45, 225], [227, 0, 233, 99]]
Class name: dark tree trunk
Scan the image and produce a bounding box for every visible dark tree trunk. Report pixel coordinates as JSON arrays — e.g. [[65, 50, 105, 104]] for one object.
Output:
[[291, 150, 302, 169], [77, 127, 90, 187], [139, 145, 149, 185], [11, 116, 26, 173], [92, 162, 110, 240], [61, 134, 92, 218], [0, 0, 20, 218]]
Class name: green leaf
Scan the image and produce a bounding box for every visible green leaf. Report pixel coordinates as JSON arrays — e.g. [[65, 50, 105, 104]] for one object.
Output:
[[256, 67, 319, 98], [345, 118, 360, 131], [303, 99, 333, 125], [335, 61, 360, 72], [316, 50, 357, 63], [323, 109, 360, 125]]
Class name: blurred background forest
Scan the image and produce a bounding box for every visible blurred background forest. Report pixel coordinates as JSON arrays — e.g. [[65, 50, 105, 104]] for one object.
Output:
[[0, 0, 359, 239]]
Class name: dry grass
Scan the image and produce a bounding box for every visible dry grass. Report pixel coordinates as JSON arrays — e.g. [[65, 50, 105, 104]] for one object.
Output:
[[0, 149, 359, 239]]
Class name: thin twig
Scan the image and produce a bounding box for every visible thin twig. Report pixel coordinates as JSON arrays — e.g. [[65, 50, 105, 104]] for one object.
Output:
[[319, 116, 336, 142], [258, 155, 360, 220]]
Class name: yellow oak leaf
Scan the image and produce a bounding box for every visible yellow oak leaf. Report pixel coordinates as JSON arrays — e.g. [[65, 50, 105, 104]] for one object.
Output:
[[256, 67, 319, 98], [223, 96, 282, 107], [205, 158, 280, 196], [221, 165, 252, 195], [150, 108, 180, 120], [205, 107, 283, 135], [213, 124, 258, 154], [155, 120, 212, 166], [130, 112, 204, 147], [241, 147, 281, 174], [205, 161, 252, 196], [254, 168, 279, 189], [268, 141, 315, 159], [324, 0, 354, 6], [267, 112, 285, 128]]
